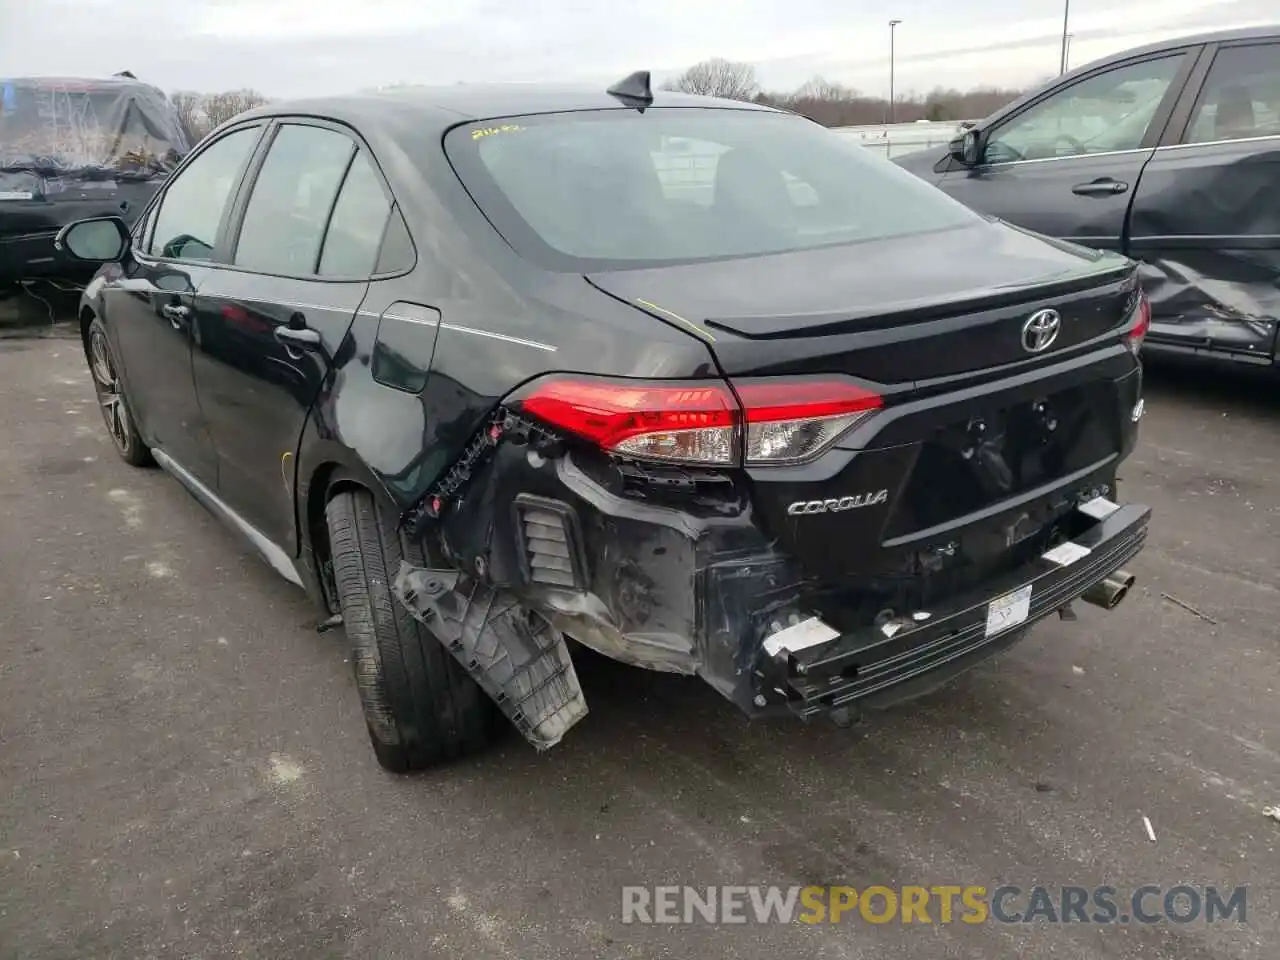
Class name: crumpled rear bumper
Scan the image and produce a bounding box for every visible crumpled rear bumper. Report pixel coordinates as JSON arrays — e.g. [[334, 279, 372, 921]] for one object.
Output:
[[767, 501, 1150, 719], [395, 406, 1151, 748]]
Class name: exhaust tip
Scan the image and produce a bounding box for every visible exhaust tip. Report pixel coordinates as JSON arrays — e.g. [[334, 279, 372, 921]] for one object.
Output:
[[1081, 570, 1136, 611]]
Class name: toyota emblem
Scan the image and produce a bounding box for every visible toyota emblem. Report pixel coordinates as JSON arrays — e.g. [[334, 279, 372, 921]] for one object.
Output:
[[1021, 309, 1062, 353]]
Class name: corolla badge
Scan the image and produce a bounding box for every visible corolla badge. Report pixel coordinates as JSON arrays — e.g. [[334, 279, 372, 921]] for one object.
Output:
[[1021, 308, 1062, 353], [787, 490, 889, 515]]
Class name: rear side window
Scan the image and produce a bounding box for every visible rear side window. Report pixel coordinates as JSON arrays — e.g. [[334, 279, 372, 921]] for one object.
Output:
[[149, 126, 259, 261], [234, 124, 354, 275], [375, 210, 415, 274], [444, 109, 979, 271], [318, 150, 391, 277], [1183, 42, 1280, 145]]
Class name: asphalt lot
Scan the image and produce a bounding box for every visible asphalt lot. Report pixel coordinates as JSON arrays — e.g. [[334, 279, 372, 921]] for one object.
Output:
[[1, 337, 1277, 960]]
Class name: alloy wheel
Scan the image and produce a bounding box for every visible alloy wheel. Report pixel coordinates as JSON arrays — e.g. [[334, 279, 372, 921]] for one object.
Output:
[[88, 328, 134, 456]]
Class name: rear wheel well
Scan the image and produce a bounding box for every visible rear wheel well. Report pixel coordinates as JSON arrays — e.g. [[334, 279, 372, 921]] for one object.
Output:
[[306, 464, 373, 613]]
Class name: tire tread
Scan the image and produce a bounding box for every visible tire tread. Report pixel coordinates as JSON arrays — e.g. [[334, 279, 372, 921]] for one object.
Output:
[[326, 488, 493, 771]]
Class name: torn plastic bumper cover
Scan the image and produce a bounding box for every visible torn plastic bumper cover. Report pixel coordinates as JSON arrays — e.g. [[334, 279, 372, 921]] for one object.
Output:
[[390, 411, 1150, 750], [392, 565, 588, 750]]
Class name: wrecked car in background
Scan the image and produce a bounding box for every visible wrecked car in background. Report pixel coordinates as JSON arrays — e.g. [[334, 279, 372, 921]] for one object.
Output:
[[895, 26, 1280, 370], [57, 73, 1151, 773], [0, 73, 189, 293]]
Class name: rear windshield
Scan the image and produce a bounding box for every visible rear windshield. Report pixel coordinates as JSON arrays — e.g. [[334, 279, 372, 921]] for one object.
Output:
[[444, 108, 980, 271]]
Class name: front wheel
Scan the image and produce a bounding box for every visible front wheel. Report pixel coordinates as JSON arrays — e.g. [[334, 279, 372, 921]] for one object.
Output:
[[325, 487, 497, 772], [85, 316, 152, 467]]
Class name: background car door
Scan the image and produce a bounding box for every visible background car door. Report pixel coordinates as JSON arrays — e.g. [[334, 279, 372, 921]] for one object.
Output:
[[936, 49, 1198, 253], [191, 121, 395, 553], [104, 124, 263, 486], [1126, 37, 1280, 362]]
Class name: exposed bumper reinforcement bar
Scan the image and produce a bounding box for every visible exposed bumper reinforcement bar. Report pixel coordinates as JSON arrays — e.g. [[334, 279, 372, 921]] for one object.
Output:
[[776, 501, 1151, 718]]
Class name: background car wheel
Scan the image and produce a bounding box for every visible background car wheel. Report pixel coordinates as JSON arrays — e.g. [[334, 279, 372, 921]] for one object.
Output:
[[85, 317, 152, 467], [325, 487, 497, 772]]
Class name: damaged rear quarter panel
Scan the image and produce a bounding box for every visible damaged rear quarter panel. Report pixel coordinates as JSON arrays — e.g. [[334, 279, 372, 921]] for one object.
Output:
[[428, 437, 708, 675], [1128, 134, 1280, 361], [419, 428, 807, 710]]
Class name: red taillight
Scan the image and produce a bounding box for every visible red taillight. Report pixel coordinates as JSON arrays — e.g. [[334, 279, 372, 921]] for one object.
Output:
[[735, 378, 883, 465], [734, 379, 884, 422], [1126, 289, 1151, 355], [511, 375, 883, 466], [514, 377, 739, 464]]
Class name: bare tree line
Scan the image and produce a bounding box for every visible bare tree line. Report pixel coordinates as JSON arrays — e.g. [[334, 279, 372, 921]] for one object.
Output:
[[169, 89, 271, 143], [663, 58, 1027, 125], [170, 57, 1025, 146]]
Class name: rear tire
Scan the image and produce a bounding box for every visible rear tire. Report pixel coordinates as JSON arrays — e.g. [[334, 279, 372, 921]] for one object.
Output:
[[325, 487, 497, 772]]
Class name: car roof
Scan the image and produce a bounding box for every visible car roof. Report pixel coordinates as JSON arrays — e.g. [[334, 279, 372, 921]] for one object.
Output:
[[1085, 24, 1279, 66], [973, 24, 1280, 131], [235, 83, 780, 137]]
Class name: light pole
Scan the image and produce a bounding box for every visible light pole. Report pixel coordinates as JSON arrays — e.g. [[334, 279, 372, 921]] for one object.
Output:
[[888, 19, 902, 124], [1059, 0, 1070, 74], [1064, 33, 1073, 71]]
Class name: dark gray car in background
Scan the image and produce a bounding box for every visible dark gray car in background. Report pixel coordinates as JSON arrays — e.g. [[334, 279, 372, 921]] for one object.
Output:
[[896, 26, 1280, 370]]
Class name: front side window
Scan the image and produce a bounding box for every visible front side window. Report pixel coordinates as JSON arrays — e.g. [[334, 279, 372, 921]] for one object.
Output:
[[234, 124, 355, 276], [985, 55, 1186, 163], [445, 109, 980, 270], [318, 150, 391, 277], [1183, 42, 1280, 145], [149, 125, 260, 261]]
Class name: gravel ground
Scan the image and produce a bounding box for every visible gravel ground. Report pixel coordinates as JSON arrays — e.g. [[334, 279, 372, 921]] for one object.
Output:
[[1, 339, 1277, 960]]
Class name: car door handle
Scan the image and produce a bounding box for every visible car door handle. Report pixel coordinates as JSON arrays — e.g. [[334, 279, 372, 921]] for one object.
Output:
[[1072, 179, 1128, 196], [160, 303, 190, 329], [274, 325, 321, 347]]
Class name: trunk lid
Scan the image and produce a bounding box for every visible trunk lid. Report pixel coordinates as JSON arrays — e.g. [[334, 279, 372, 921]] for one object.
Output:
[[587, 219, 1139, 387], [590, 219, 1144, 595]]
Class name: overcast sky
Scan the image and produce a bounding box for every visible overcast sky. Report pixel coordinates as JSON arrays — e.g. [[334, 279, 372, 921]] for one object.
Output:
[[1, 0, 1273, 99]]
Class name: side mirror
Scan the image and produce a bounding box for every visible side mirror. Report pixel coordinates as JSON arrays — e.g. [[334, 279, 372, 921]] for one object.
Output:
[[948, 128, 983, 166], [54, 216, 131, 263]]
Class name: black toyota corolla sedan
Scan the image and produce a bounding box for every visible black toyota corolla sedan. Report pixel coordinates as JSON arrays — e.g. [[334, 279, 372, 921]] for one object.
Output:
[[59, 73, 1152, 772]]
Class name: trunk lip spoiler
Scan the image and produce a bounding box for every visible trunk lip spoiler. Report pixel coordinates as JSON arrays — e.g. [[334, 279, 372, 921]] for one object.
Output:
[[703, 262, 1139, 340]]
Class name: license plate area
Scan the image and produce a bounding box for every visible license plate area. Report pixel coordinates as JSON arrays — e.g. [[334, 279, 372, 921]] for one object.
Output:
[[885, 381, 1119, 539], [984, 583, 1032, 638]]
